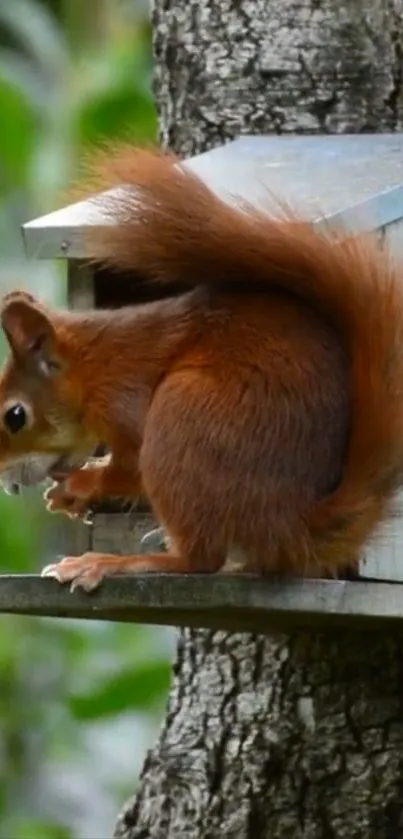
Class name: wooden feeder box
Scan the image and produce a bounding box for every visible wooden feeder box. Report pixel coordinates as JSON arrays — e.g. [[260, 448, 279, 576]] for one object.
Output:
[[3, 132, 403, 634]]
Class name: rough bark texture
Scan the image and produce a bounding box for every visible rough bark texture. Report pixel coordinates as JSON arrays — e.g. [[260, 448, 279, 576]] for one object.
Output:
[[116, 629, 403, 839], [114, 1, 403, 837], [153, 0, 403, 156]]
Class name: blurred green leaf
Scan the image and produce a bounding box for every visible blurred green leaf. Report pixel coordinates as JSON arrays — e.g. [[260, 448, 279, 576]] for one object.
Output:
[[0, 78, 35, 189], [78, 88, 157, 145], [69, 660, 171, 720], [9, 818, 72, 839], [0, 49, 48, 119], [0, 0, 68, 78], [0, 493, 39, 572]]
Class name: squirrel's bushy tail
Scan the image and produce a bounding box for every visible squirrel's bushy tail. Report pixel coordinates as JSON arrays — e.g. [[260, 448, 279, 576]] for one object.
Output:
[[76, 145, 403, 567]]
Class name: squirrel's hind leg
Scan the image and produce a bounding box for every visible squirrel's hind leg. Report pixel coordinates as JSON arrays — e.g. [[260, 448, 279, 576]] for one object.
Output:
[[41, 539, 225, 593]]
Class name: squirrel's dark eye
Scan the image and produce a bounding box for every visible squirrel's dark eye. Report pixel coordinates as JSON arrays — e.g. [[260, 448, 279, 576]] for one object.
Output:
[[3, 404, 28, 434]]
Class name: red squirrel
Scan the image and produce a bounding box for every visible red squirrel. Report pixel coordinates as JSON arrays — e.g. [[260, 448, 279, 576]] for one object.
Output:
[[0, 146, 403, 591]]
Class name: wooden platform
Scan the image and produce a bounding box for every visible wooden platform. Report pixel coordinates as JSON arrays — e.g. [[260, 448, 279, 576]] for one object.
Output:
[[0, 574, 402, 634]]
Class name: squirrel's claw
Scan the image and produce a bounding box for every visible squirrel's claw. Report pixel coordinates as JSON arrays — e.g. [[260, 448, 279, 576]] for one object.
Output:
[[41, 553, 106, 592]]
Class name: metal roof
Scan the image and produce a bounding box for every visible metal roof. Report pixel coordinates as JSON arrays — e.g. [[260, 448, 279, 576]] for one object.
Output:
[[22, 133, 403, 260]]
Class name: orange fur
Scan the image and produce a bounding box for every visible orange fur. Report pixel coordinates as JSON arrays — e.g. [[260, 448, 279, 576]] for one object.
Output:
[[1, 147, 403, 588]]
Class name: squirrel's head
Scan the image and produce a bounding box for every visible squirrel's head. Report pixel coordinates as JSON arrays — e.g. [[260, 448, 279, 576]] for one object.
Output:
[[0, 291, 97, 488]]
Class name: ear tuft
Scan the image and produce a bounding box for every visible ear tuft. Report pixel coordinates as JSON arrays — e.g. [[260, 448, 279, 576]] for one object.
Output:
[[1, 290, 37, 309], [1, 294, 57, 372]]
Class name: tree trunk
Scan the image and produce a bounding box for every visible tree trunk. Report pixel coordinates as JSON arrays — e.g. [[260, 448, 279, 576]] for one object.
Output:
[[114, 1, 403, 837]]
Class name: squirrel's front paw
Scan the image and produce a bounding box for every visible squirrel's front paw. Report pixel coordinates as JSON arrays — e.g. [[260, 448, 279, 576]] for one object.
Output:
[[44, 469, 100, 523], [44, 483, 93, 522], [41, 553, 107, 592]]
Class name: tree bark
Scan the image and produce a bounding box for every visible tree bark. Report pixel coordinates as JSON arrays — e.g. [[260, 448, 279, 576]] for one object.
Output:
[[114, 1, 403, 837]]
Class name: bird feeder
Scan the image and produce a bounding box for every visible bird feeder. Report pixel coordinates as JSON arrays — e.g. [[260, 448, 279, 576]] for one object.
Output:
[[2, 132, 403, 634]]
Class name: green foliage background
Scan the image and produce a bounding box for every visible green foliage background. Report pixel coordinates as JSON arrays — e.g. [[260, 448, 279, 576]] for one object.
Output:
[[0, 2, 173, 837]]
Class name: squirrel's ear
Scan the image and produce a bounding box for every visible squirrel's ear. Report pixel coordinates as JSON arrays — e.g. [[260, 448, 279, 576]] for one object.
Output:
[[1, 294, 59, 376]]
